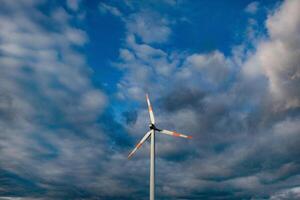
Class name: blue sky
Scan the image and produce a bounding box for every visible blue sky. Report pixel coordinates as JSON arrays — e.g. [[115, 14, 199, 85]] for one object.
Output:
[[1, 0, 300, 199]]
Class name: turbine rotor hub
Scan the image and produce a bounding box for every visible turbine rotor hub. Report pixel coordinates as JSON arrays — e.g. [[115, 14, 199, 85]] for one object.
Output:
[[149, 123, 155, 130], [149, 123, 160, 131]]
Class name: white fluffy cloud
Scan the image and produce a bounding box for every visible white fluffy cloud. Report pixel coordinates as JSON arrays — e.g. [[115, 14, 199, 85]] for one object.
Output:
[[99, 2, 122, 17], [126, 11, 171, 44], [1, 0, 300, 199], [243, 0, 300, 109], [113, 0, 300, 198], [245, 1, 259, 14], [66, 0, 81, 11], [0, 0, 108, 194], [270, 186, 300, 200], [179, 51, 232, 88]]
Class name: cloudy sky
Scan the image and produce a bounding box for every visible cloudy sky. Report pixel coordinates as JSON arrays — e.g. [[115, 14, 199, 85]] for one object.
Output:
[[0, 0, 300, 199]]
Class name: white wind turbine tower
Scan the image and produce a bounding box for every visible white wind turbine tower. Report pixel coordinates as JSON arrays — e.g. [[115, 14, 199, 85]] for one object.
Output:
[[128, 94, 192, 200]]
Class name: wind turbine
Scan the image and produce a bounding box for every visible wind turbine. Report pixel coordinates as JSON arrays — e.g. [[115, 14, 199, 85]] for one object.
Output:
[[128, 94, 192, 200]]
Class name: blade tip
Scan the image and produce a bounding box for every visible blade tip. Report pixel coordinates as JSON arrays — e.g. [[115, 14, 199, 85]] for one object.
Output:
[[187, 136, 192, 139]]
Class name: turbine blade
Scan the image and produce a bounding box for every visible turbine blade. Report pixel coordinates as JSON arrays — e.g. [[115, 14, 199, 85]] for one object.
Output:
[[128, 130, 152, 159], [159, 129, 192, 139], [146, 94, 155, 124]]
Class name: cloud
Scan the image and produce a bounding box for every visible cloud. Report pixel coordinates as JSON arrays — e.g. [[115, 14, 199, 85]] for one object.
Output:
[[98, 2, 172, 44], [98, 0, 173, 49], [66, 0, 81, 11], [0, 0, 119, 198], [126, 11, 171, 44], [99, 2, 122, 17], [243, 0, 300, 109], [270, 186, 300, 200], [1, 0, 300, 199], [122, 110, 138, 125], [179, 51, 233, 88], [115, 34, 180, 101], [113, 0, 300, 199], [245, 1, 260, 14]]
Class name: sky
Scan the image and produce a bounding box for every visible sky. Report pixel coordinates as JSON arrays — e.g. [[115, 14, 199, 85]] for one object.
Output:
[[0, 0, 300, 199]]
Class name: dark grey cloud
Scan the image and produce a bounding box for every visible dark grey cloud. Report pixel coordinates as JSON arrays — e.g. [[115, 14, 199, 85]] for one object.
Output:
[[0, 0, 113, 199], [113, 0, 300, 199], [159, 87, 206, 113], [122, 110, 138, 125], [1, 0, 300, 199]]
